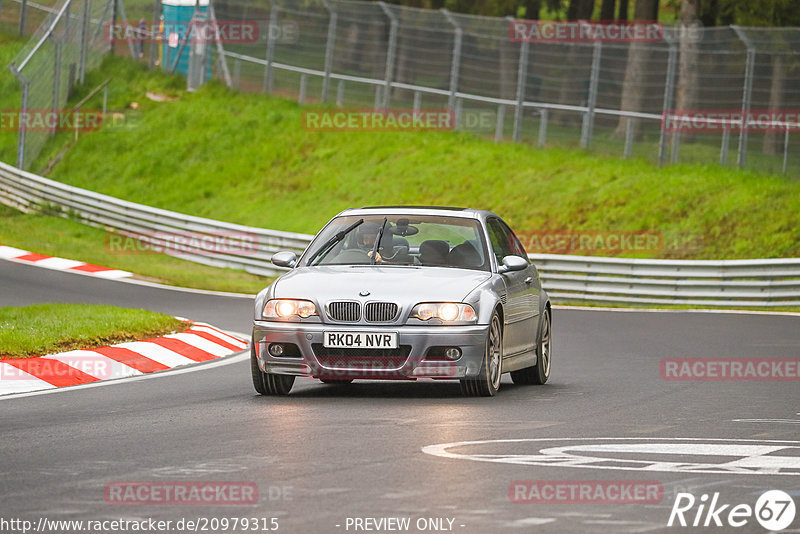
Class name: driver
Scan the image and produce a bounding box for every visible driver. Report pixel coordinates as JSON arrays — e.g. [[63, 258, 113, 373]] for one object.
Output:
[[354, 223, 385, 263]]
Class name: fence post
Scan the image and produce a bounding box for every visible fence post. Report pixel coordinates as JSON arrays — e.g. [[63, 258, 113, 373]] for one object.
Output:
[[115, 0, 138, 59], [336, 80, 344, 106], [52, 39, 63, 137], [79, 0, 89, 83], [149, 0, 160, 69], [658, 33, 677, 166], [720, 126, 730, 165], [207, 0, 232, 87], [263, 0, 279, 93], [494, 105, 504, 143], [298, 74, 307, 104], [9, 65, 29, 169], [538, 108, 548, 147], [378, 2, 397, 110], [732, 26, 754, 168], [110, 0, 117, 54], [624, 117, 634, 157], [581, 37, 601, 148], [441, 9, 462, 113], [671, 130, 680, 164], [412, 91, 421, 112], [321, 0, 337, 102], [783, 126, 790, 175], [510, 16, 529, 143], [19, 0, 27, 36]]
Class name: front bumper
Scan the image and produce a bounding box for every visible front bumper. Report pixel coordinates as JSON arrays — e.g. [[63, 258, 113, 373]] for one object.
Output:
[[252, 321, 489, 380]]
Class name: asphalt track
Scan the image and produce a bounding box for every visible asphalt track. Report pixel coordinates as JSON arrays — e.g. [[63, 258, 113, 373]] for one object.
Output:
[[1, 258, 799, 534]]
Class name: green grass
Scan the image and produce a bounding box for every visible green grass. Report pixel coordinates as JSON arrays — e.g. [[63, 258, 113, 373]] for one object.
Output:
[[29, 54, 800, 261], [0, 204, 273, 294], [0, 303, 187, 358]]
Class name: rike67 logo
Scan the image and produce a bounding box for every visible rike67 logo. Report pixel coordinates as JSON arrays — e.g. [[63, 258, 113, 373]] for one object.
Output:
[[668, 490, 796, 531]]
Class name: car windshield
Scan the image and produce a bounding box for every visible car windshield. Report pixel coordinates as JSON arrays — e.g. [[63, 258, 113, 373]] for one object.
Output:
[[302, 215, 489, 271]]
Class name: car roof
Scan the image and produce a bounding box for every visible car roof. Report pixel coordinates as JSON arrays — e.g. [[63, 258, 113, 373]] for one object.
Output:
[[338, 206, 494, 220]]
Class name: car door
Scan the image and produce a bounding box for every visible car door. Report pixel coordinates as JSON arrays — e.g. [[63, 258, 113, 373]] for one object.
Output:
[[487, 218, 539, 356]]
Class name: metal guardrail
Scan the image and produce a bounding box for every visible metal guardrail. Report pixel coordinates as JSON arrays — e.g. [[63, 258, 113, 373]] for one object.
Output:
[[1, 160, 799, 307]]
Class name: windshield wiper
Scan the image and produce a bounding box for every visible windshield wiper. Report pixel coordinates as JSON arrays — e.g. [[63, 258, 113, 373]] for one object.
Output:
[[370, 218, 388, 265], [306, 218, 364, 266]]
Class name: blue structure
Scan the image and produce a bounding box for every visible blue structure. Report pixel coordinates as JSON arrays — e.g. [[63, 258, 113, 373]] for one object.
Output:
[[162, 0, 212, 79]]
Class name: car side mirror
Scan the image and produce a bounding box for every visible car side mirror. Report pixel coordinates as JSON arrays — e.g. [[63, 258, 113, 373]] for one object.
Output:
[[498, 255, 528, 274], [271, 251, 297, 268]]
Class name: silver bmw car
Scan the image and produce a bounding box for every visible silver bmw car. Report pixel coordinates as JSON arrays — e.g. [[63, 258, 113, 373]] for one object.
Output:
[[251, 206, 551, 397]]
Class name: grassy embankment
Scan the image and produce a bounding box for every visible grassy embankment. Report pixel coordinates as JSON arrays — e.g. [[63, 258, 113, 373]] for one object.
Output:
[[1, 37, 799, 300], [0, 303, 187, 358]]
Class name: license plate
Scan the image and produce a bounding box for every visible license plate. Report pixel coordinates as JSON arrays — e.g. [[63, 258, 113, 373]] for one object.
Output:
[[323, 331, 398, 349]]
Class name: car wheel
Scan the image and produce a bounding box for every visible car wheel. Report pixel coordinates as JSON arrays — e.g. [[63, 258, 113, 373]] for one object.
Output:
[[320, 379, 354, 384], [251, 343, 295, 395], [460, 311, 502, 397], [511, 307, 551, 385]]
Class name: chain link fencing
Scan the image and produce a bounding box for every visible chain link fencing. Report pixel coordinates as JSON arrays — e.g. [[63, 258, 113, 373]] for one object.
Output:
[[4, 0, 129, 170], [4, 0, 800, 176]]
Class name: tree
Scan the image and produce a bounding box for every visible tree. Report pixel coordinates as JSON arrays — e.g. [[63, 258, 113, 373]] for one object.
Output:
[[613, 0, 660, 138], [675, 0, 700, 138]]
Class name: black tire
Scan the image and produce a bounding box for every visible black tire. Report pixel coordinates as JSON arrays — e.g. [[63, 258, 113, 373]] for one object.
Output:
[[251, 343, 295, 395], [511, 307, 551, 385], [320, 379, 354, 384], [460, 311, 502, 397]]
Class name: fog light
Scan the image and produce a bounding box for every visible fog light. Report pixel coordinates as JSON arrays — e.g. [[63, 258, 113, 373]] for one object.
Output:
[[444, 347, 461, 360], [268, 343, 285, 357]]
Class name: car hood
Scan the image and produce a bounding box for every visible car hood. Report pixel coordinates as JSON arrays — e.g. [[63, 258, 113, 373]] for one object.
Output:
[[274, 265, 491, 304]]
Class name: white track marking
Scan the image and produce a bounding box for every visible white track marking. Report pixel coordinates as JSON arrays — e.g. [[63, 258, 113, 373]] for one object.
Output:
[[422, 438, 800, 476], [41, 350, 142, 380], [0, 363, 54, 395], [0, 350, 248, 401], [552, 304, 800, 317], [189, 325, 249, 347], [164, 333, 233, 356], [733, 418, 800, 425], [87, 268, 133, 279], [32, 257, 85, 270], [0, 246, 30, 258], [113, 341, 197, 367]]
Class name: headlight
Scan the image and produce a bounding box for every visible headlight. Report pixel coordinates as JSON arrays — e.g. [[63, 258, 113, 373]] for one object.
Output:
[[263, 299, 317, 320], [410, 302, 477, 323]]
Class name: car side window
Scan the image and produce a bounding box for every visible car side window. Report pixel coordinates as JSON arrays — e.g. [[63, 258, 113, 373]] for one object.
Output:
[[487, 218, 529, 266]]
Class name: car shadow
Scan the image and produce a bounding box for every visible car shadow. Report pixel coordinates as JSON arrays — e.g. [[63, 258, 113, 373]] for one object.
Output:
[[248, 378, 567, 400]]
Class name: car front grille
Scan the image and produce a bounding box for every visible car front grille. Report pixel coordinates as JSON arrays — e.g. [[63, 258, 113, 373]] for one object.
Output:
[[327, 301, 361, 322], [364, 302, 399, 322], [312, 344, 412, 370]]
